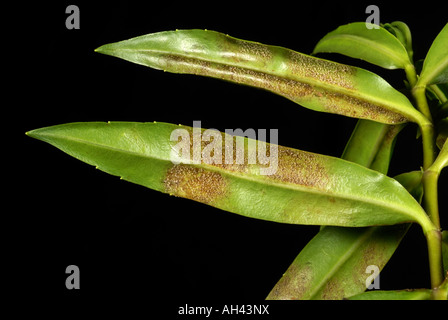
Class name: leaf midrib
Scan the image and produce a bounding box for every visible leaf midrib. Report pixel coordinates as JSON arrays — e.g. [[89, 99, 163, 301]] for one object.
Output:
[[108, 46, 411, 119], [319, 33, 409, 68], [305, 227, 377, 299], [421, 56, 448, 85], [38, 128, 420, 224]]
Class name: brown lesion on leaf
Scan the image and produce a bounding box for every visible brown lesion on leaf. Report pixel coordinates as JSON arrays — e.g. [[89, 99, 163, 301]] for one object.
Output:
[[176, 126, 250, 172], [161, 35, 413, 124], [162, 53, 409, 124], [321, 90, 409, 124], [268, 147, 329, 189], [287, 51, 357, 89], [161, 54, 318, 103], [383, 123, 406, 143], [221, 36, 274, 64], [164, 164, 228, 205], [210, 32, 274, 64], [266, 262, 314, 300], [171, 125, 330, 190], [320, 279, 345, 300]]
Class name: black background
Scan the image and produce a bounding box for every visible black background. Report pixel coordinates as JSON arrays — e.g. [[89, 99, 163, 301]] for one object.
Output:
[[16, 0, 447, 312]]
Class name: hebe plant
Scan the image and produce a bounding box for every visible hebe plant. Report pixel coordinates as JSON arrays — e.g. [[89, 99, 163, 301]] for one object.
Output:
[[27, 22, 448, 299]]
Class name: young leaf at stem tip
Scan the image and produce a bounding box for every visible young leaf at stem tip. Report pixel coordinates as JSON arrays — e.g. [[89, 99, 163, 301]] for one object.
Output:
[[417, 23, 448, 87], [388, 21, 414, 62], [313, 22, 412, 70]]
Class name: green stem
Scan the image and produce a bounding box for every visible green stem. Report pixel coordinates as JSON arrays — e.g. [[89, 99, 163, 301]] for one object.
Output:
[[420, 123, 436, 170], [429, 84, 448, 103], [412, 84, 444, 295], [413, 86, 436, 170], [423, 169, 441, 229], [425, 143, 448, 298], [405, 64, 417, 88], [413, 85, 433, 122], [426, 229, 444, 292]]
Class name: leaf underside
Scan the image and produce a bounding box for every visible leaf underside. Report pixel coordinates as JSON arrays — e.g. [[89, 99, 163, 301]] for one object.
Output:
[[267, 119, 412, 300], [26, 121, 428, 229], [266, 224, 410, 300], [95, 29, 423, 125], [27, 26, 445, 300]]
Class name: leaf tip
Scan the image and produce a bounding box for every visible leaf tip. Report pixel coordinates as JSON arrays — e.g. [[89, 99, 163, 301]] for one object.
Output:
[[25, 128, 42, 140], [94, 44, 113, 56], [94, 46, 103, 53]]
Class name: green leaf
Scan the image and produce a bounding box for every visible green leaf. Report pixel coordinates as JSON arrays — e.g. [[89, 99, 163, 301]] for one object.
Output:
[[313, 22, 412, 70], [342, 120, 392, 170], [417, 23, 448, 86], [394, 171, 424, 203], [428, 136, 448, 174], [370, 124, 405, 174], [266, 225, 410, 300], [267, 120, 411, 300], [433, 138, 448, 171], [95, 29, 426, 126], [342, 120, 404, 174], [436, 117, 448, 150], [382, 24, 407, 48], [383, 21, 414, 62], [431, 83, 448, 107], [26, 121, 432, 230], [348, 289, 431, 300]]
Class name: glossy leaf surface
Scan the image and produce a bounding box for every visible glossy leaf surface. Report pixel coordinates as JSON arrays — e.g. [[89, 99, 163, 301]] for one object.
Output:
[[313, 22, 412, 69], [429, 138, 448, 175], [394, 171, 424, 203], [431, 83, 448, 106], [95, 29, 425, 125], [342, 120, 404, 173], [417, 23, 448, 86], [267, 119, 409, 300], [383, 21, 414, 61], [26, 121, 431, 229], [266, 225, 409, 299]]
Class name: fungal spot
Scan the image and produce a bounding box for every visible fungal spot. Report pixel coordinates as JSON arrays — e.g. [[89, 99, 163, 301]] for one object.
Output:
[[162, 52, 407, 124], [321, 91, 408, 124], [321, 279, 345, 300], [268, 147, 329, 189], [214, 33, 274, 64], [267, 263, 314, 300], [171, 124, 266, 173], [161, 54, 319, 105], [287, 51, 357, 89], [170, 125, 330, 192], [164, 164, 227, 204], [238, 40, 274, 63], [161, 34, 410, 124]]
